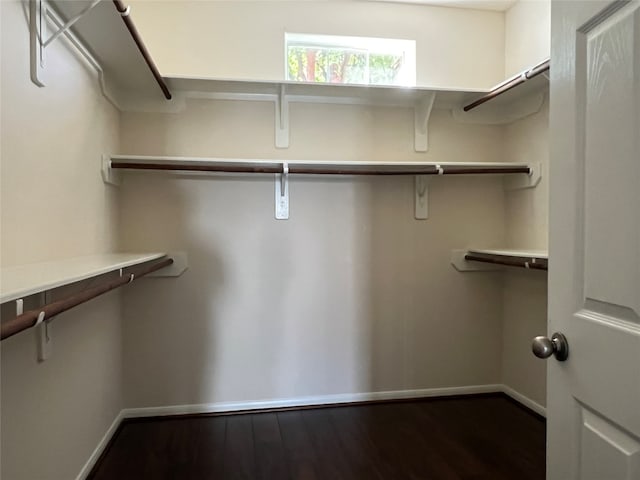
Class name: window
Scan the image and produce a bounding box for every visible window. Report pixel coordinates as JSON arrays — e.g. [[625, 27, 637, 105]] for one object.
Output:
[[285, 33, 416, 87]]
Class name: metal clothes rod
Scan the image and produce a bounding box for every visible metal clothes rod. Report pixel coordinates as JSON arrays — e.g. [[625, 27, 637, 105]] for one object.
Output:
[[464, 253, 548, 271], [112, 0, 172, 100], [110, 161, 532, 176], [0, 257, 173, 341], [463, 59, 550, 112]]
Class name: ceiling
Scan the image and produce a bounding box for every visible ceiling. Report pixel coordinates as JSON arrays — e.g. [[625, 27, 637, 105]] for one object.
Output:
[[370, 0, 517, 11]]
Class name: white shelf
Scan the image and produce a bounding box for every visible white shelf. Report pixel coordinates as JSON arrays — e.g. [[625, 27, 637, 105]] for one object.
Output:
[[44, 0, 170, 103], [0, 253, 167, 304], [468, 249, 548, 259], [451, 248, 548, 272], [452, 59, 550, 124], [167, 76, 487, 109]]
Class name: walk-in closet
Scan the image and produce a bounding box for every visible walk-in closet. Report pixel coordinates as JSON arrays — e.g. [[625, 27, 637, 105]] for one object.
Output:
[[2, 0, 639, 479]]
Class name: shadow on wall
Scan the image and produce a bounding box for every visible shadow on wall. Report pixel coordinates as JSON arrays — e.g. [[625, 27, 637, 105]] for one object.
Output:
[[119, 168, 505, 409]]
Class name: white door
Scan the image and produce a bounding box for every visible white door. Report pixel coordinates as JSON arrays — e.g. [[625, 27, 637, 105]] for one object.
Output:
[[547, 0, 640, 479]]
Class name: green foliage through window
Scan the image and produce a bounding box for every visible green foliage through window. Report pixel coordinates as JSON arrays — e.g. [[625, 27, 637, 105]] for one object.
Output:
[[285, 34, 415, 86]]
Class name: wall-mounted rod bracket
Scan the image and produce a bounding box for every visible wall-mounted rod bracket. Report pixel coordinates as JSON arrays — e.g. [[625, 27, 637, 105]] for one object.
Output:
[[414, 175, 429, 219], [101, 154, 122, 186], [30, 0, 100, 87], [414, 92, 436, 152], [505, 162, 541, 190], [36, 292, 52, 362], [275, 163, 289, 219], [275, 84, 290, 148]]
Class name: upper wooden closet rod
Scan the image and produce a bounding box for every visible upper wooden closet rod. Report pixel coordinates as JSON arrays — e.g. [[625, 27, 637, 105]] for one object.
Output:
[[463, 58, 550, 112], [0, 257, 173, 341], [112, 0, 172, 100]]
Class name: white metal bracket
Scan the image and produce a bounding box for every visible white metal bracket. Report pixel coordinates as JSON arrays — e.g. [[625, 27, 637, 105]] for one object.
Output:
[[35, 315, 52, 362], [101, 154, 121, 186], [35, 292, 52, 362], [275, 85, 290, 148], [414, 176, 429, 220], [414, 92, 436, 152], [450, 250, 500, 272], [30, 0, 101, 87], [505, 162, 542, 190], [30, 0, 47, 87], [275, 162, 289, 219]]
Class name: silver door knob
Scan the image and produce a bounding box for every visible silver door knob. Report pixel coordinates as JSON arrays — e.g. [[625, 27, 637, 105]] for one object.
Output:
[[532, 332, 569, 361]]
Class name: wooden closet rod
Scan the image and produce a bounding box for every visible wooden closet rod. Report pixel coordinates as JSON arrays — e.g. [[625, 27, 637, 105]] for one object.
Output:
[[110, 161, 531, 176], [463, 59, 550, 112], [464, 253, 548, 271], [112, 0, 172, 100], [0, 257, 173, 341]]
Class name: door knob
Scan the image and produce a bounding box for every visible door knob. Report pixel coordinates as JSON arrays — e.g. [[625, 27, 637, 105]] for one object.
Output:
[[532, 332, 569, 361]]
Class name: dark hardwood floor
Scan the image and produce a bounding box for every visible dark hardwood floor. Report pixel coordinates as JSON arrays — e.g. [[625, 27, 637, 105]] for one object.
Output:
[[88, 394, 545, 480]]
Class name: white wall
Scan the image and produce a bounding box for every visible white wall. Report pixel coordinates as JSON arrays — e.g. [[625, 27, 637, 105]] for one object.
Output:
[[130, 0, 505, 89], [0, 1, 123, 478], [501, 0, 550, 408], [504, 0, 550, 77], [118, 99, 508, 407]]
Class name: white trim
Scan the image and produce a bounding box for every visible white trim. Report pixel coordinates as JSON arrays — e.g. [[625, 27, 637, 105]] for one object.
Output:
[[501, 385, 546, 417], [75, 410, 124, 480], [121, 384, 502, 419]]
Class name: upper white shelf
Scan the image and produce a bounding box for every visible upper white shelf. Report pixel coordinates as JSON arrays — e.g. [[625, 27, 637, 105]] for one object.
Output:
[[463, 60, 549, 111], [44, 0, 170, 102], [0, 253, 167, 304], [167, 76, 487, 109], [453, 59, 550, 124]]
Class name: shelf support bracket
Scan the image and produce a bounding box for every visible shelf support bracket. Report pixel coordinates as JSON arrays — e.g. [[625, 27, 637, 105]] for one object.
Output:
[[414, 176, 429, 220], [30, 0, 101, 87], [275, 85, 290, 149], [414, 92, 436, 152], [35, 292, 52, 362], [30, 0, 47, 87], [275, 162, 289, 219]]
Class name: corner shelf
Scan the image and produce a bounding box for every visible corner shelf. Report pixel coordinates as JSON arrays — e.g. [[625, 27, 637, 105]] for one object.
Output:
[[452, 59, 550, 125], [34, 0, 171, 105], [0, 253, 172, 304], [451, 249, 548, 272]]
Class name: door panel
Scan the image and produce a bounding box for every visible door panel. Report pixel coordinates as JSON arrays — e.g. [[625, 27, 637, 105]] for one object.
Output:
[[583, 4, 640, 314], [549, 1, 640, 479], [579, 408, 640, 480]]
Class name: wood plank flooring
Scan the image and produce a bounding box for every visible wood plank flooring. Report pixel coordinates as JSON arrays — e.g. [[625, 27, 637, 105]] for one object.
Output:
[[88, 394, 545, 480]]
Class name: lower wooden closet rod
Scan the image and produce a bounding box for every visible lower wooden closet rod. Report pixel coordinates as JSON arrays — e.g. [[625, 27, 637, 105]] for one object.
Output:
[[0, 257, 173, 341], [464, 254, 548, 271]]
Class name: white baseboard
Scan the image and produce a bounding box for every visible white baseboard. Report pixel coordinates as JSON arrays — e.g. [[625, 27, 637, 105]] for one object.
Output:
[[121, 384, 502, 419], [75, 410, 124, 480], [501, 384, 546, 417], [77, 383, 543, 479]]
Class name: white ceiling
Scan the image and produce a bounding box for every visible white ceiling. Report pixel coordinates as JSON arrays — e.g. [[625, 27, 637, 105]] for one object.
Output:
[[371, 0, 517, 12]]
